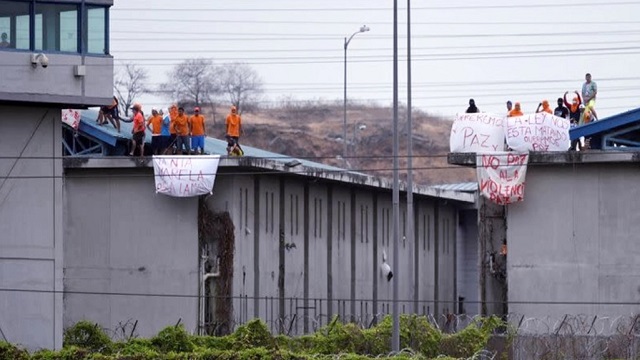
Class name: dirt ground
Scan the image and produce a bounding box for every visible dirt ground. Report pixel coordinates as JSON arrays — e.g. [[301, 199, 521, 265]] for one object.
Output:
[[206, 103, 474, 186]]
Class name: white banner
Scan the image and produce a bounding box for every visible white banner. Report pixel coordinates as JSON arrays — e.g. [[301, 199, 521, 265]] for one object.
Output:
[[450, 113, 505, 153], [62, 109, 81, 130], [153, 155, 221, 197], [476, 152, 529, 205], [505, 113, 570, 152]]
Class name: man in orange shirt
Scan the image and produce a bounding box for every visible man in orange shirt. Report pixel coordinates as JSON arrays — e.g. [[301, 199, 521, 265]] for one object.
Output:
[[146, 108, 164, 155], [168, 104, 178, 154], [536, 100, 552, 114], [172, 107, 191, 155], [190, 107, 206, 155], [130, 103, 145, 157], [225, 105, 243, 155], [508, 102, 524, 117]]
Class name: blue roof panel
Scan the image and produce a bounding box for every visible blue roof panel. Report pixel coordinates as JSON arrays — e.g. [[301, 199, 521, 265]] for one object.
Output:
[[78, 109, 346, 172], [569, 107, 640, 140]]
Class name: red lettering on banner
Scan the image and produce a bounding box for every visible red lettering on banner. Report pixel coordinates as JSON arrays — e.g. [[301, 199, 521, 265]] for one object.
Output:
[[507, 154, 527, 166], [481, 155, 500, 170], [532, 143, 549, 151], [480, 178, 526, 205]]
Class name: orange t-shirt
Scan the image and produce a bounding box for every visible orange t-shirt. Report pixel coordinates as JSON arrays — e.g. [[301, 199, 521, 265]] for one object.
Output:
[[173, 114, 190, 136], [190, 114, 206, 136], [133, 112, 145, 133], [147, 115, 163, 135], [508, 109, 523, 117], [169, 107, 178, 135], [226, 113, 241, 137]]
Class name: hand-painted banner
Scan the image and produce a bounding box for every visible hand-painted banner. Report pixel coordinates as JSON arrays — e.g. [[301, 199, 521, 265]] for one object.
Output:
[[450, 113, 505, 153], [153, 155, 220, 197], [477, 152, 529, 205], [62, 109, 81, 130], [505, 113, 570, 152]]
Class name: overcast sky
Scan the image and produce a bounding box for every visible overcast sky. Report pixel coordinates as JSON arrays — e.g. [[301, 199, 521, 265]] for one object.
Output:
[[110, 0, 640, 119]]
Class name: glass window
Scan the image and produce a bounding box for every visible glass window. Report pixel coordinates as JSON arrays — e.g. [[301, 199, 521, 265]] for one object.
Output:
[[0, 0, 31, 50], [86, 6, 106, 54], [35, 3, 78, 52]]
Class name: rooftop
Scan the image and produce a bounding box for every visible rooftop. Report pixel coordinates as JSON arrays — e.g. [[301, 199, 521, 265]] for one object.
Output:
[[65, 110, 475, 204], [569, 107, 640, 150]]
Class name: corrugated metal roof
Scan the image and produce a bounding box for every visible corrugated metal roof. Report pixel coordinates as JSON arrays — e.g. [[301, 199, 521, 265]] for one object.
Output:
[[429, 182, 478, 193], [78, 109, 348, 173]]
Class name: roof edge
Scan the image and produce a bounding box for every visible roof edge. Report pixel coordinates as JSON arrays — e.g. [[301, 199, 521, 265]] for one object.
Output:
[[448, 150, 640, 166], [63, 156, 476, 203]]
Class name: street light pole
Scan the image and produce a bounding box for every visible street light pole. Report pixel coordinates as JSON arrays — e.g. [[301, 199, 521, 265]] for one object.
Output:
[[343, 25, 370, 164]]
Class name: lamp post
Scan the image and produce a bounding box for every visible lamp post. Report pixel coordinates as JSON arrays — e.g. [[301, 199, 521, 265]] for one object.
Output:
[[343, 25, 370, 163]]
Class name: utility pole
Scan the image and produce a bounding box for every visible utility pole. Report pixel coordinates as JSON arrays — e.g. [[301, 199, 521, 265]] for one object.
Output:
[[391, 0, 400, 353]]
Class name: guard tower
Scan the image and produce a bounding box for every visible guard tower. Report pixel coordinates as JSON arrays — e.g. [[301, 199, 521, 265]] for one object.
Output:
[[0, 0, 113, 350]]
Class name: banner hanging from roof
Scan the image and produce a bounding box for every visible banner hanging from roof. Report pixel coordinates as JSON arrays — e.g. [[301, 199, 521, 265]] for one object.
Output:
[[152, 155, 221, 197], [476, 152, 529, 205], [62, 109, 81, 130], [450, 113, 505, 153], [505, 113, 570, 152]]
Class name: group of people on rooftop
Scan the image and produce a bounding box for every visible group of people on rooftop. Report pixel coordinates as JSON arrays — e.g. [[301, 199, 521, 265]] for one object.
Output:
[[466, 73, 598, 125], [465, 73, 598, 150], [95, 100, 244, 157]]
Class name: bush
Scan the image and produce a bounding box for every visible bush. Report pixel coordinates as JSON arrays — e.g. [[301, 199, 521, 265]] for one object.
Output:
[[151, 324, 194, 353], [62, 321, 112, 353], [0, 341, 29, 360], [373, 315, 441, 357], [2, 316, 505, 359], [231, 319, 275, 350], [439, 316, 502, 358], [191, 334, 234, 351]]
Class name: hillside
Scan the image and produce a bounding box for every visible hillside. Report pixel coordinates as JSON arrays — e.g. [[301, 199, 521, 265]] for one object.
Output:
[[207, 102, 474, 186]]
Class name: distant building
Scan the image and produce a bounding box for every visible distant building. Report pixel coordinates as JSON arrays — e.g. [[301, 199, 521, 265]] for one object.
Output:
[[0, 0, 113, 350]]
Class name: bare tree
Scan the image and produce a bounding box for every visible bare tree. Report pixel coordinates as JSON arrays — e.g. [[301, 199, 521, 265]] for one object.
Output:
[[114, 63, 148, 117], [218, 62, 263, 113], [161, 58, 219, 109]]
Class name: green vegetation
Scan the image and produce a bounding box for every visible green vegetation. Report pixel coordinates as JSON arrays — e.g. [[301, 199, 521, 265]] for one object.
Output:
[[0, 315, 507, 360]]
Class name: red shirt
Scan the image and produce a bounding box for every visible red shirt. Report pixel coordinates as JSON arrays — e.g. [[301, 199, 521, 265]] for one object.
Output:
[[133, 112, 145, 133]]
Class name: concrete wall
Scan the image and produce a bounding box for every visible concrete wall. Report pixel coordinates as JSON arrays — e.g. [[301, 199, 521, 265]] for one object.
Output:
[[507, 164, 640, 323], [0, 52, 113, 106], [457, 210, 479, 316], [207, 173, 466, 334], [63, 168, 199, 337], [436, 205, 457, 317], [0, 106, 63, 350]]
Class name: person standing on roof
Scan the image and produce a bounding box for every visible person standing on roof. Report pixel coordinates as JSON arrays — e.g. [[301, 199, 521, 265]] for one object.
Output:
[[172, 107, 191, 155], [536, 100, 552, 114], [190, 107, 206, 155], [564, 91, 582, 125], [581, 73, 598, 121], [554, 98, 569, 119], [465, 99, 479, 113], [168, 104, 178, 154], [130, 103, 145, 157], [225, 105, 243, 155], [146, 108, 164, 155], [508, 102, 523, 117], [96, 96, 120, 132], [159, 109, 171, 154]]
